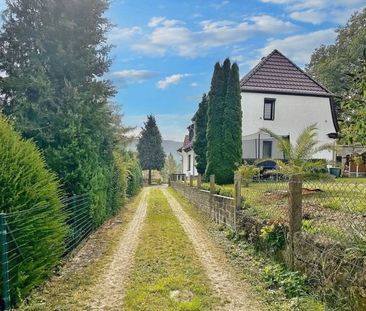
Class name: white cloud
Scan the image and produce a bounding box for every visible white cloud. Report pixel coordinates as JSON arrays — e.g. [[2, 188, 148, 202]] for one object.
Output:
[[111, 69, 158, 85], [259, 28, 337, 66], [157, 74, 192, 89], [108, 26, 142, 43], [289, 10, 326, 24], [148, 16, 182, 28], [211, 0, 230, 10], [132, 15, 296, 58], [131, 42, 166, 56], [261, 0, 365, 25], [190, 82, 198, 87]]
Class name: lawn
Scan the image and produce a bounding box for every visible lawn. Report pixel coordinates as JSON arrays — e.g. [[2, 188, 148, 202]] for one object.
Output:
[[194, 178, 366, 248]]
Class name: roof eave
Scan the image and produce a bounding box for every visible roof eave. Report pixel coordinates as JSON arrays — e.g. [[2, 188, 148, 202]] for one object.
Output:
[[241, 87, 333, 98]]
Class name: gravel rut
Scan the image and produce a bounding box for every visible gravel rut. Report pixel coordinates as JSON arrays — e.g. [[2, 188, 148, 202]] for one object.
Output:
[[87, 188, 149, 310], [162, 187, 260, 311]]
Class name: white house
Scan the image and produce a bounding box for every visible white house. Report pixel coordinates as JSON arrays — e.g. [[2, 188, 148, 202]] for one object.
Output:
[[177, 124, 197, 176], [178, 49, 339, 176]]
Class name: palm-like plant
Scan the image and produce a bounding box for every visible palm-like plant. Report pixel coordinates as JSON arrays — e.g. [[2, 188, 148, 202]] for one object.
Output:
[[260, 124, 334, 178]]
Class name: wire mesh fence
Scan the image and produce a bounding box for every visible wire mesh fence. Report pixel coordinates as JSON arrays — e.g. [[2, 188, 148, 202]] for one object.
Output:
[[171, 174, 366, 308], [1, 193, 94, 309]]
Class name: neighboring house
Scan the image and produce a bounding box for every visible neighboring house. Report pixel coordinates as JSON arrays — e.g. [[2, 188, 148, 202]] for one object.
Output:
[[177, 124, 196, 176], [178, 49, 339, 176]]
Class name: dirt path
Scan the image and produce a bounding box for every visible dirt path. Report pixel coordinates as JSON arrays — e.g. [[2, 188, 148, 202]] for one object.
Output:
[[87, 187, 149, 310], [162, 187, 260, 311]]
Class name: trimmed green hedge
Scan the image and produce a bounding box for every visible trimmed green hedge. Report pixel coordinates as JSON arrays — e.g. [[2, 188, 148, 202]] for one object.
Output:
[[0, 117, 67, 302]]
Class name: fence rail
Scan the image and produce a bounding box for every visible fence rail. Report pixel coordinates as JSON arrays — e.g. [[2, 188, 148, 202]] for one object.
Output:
[[1, 193, 94, 310]]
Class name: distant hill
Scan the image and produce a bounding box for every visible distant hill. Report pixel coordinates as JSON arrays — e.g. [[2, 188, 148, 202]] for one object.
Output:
[[127, 139, 182, 161]]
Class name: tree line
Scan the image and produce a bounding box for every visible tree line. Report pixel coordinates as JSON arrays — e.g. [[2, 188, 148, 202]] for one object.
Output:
[[306, 7, 366, 146], [0, 0, 142, 303]]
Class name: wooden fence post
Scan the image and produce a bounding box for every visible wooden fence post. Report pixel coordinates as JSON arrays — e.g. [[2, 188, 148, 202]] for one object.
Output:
[[234, 172, 242, 230], [197, 174, 202, 189], [209, 175, 215, 221], [210, 175, 215, 194], [189, 175, 193, 187], [288, 174, 303, 269]]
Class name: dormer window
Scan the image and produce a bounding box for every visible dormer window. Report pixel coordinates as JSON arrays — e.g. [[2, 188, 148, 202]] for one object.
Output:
[[264, 98, 275, 120]]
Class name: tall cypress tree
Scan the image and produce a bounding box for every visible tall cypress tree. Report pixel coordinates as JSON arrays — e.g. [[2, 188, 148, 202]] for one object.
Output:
[[222, 63, 242, 183], [193, 94, 209, 176], [206, 62, 226, 182], [137, 115, 166, 184]]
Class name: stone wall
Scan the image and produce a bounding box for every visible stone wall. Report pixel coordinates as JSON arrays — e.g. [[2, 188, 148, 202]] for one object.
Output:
[[171, 181, 235, 228]]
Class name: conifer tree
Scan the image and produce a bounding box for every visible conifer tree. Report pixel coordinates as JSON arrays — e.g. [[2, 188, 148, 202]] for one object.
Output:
[[222, 63, 242, 183], [137, 115, 166, 184], [193, 94, 209, 175], [205, 62, 227, 183]]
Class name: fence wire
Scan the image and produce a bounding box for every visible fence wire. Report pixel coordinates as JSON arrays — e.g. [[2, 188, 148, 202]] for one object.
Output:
[[1, 193, 94, 309]]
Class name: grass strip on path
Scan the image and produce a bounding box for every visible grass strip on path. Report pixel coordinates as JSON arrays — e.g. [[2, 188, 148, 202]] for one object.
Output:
[[123, 188, 217, 311]]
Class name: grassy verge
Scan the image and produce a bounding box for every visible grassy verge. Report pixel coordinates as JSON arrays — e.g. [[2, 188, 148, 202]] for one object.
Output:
[[168, 187, 327, 311], [123, 188, 217, 311], [19, 192, 144, 311]]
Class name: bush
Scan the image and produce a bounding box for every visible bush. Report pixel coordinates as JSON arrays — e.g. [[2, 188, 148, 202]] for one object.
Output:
[[0, 117, 67, 302], [237, 164, 260, 187], [263, 264, 307, 298], [127, 156, 143, 197]]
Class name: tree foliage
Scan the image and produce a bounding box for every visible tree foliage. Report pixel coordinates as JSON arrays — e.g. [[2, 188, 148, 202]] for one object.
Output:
[[0, 116, 67, 302], [193, 94, 209, 175], [340, 51, 366, 145], [161, 153, 179, 182], [206, 59, 242, 184], [137, 115, 165, 182], [306, 8, 366, 95], [222, 63, 242, 183], [0, 0, 132, 225]]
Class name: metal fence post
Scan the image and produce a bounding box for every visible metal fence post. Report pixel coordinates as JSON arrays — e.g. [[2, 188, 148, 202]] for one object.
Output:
[[0, 213, 10, 310], [234, 173, 242, 230], [288, 175, 303, 269]]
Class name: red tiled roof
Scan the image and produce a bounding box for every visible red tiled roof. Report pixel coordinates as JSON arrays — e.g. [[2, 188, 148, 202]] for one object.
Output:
[[240, 49, 332, 97]]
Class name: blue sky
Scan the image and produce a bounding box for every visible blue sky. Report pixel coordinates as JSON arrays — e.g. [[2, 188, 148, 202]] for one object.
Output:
[[1, 0, 365, 142]]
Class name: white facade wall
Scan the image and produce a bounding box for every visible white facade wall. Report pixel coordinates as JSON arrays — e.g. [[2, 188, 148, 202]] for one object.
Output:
[[180, 149, 197, 176], [241, 92, 337, 161]]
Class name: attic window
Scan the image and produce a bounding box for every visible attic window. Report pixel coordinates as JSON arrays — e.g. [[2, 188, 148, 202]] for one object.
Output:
[[263, 98, 275, 120]]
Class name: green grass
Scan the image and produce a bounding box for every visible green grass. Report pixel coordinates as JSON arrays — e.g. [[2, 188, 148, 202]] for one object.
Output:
[[123, 188, 217, 311]]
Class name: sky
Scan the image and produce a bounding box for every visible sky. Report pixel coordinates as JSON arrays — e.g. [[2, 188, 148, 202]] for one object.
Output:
[[1, 0, 365, 142]]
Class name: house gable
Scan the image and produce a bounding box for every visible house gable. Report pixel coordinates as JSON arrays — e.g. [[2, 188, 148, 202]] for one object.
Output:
[[240, 49, 332, 97]]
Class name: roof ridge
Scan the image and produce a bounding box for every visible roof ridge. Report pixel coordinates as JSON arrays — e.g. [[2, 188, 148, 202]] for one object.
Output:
[[273, 49, 332, 94], [240, 49, 333, 96], [240, 49, 278, 86]]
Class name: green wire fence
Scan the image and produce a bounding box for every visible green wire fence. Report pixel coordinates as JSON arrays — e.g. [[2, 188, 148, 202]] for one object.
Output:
[[1, 193, 94, 310]]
